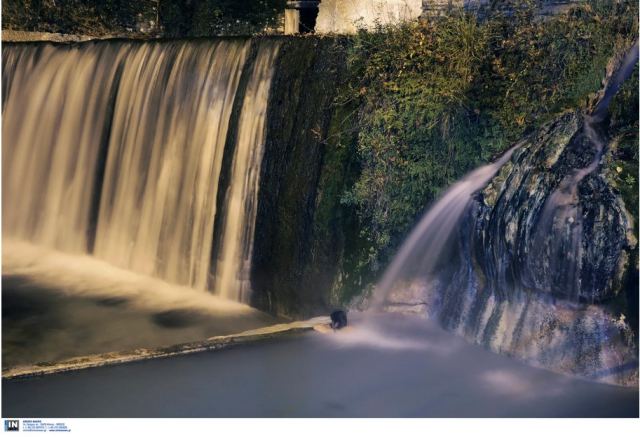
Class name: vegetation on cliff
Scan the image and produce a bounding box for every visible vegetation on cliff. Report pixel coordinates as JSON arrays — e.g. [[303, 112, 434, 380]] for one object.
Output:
[[606, 62, 639, 334], [335, 1, 639, 295]]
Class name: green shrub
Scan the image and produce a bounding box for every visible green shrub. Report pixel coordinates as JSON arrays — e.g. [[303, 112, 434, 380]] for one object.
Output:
[[608, 64, 639, 240]]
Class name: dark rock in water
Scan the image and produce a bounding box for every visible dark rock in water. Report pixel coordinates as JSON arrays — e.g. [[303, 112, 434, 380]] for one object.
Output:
[[330, 310, 348, 330]]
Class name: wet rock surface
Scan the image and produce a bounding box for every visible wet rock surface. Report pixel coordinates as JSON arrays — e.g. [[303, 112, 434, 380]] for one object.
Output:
[[433, 111, 639, 386], [474, 112, 633, 303]]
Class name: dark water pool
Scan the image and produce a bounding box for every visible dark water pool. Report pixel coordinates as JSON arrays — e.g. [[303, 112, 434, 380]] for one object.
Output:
[[3, 314, 638, 418]]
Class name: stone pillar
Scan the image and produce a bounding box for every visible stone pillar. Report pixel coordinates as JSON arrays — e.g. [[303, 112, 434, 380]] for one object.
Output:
[[285, 1, 321, 34]]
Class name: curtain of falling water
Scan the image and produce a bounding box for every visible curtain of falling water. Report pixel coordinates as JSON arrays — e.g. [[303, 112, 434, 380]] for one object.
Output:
[[213, 43, 280, 302], [2, 39, 282, 301], [93, 41, 250, 291], [2, 43, 128, 253]]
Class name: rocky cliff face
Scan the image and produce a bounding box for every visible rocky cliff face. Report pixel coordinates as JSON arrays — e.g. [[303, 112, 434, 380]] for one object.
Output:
[[474, 112, 633, 305], [250, 37, 361, 318], [472, 111, 635, 384]]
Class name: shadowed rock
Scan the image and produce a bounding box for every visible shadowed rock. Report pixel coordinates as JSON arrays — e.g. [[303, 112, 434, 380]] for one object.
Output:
[[330, 310, 348, 329]]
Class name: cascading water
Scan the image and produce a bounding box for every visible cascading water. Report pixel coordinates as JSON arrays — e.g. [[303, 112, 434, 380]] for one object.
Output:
[[370, 145, 519, 309], [2, 39, 281, 303], [2, 43, 127, 253], [372, 41, 639, 308], [212, 43, 280, 302], [93, 41, 250, 291]]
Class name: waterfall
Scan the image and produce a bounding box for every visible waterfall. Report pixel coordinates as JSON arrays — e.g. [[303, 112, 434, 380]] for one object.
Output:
[[371, 41, 639, 312], [371, 145, 518, 309], [528, 41, 639, 301], [2, 39, 280, 302], [2, 43, 127, 253], [213, 43, 280, 302], [92, 41, 250, 291]]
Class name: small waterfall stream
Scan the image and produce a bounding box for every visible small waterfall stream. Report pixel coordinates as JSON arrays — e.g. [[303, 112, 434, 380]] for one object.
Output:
[[365, 41, 639, 385], [371, 145, 519, 309], [528, 41, 640, 301], [212, 43, 280, 302], [2, 40, 281, 302], [372, 43, 639, 312]]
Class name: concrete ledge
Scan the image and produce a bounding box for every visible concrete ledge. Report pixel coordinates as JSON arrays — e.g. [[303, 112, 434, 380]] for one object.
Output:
[[1, 29, 164, 42], [2, 30, 98, 43], [3, 316, 330, 379]]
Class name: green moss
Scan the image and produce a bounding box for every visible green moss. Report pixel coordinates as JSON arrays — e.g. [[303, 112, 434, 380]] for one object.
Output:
[[251, 37, 359, 317], [314, 101, 372, 307], [482, 160, 513, 207]]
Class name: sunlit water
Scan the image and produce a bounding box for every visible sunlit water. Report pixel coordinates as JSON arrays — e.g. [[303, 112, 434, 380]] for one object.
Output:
[[2, 240, 279, 367], [2, 40, 280, 302]]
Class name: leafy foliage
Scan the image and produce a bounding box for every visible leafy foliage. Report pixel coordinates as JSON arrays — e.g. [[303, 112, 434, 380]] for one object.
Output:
[[339, 0, 639, 275]]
